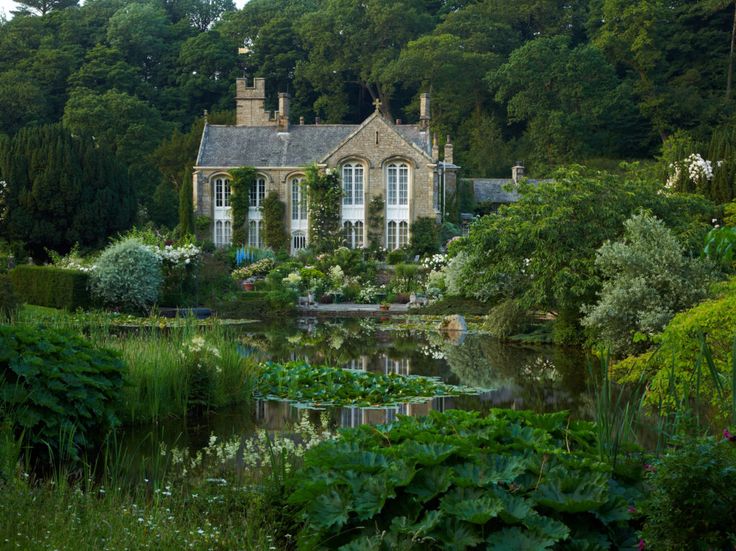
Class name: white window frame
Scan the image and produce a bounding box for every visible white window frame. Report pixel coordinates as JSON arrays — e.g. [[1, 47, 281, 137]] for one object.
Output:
[[213, 175, 232, 247]]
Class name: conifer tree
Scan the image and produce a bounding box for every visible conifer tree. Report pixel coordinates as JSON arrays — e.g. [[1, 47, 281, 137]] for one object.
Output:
[[178, 165, 195, 236]]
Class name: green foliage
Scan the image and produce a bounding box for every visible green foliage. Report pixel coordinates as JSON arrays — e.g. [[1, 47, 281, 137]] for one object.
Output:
[[410, 217, 440, 256], [262, 191, 289, 251], [0, 274, 19, 321], [583, 212, 714, 356], [484, 299, 528, 339], [367, 195, 385, 251], [392, 263, 422, 293], [642, 437, 736, 550], [305, 165, 342, 253], [288, 409, 639, 549], [612, 278, 736, 421], [9, 266, 90, 311], [455, 167, 714, 343], [0, 324, 124, 463], [177, 165, 195, 236], [89, 238, 162, 314], [149, 180, 179, 229], [0, 125, 135, 259], [230, 166, 257, 245], [387, 248, 409, 265], [256, 361, 476, 407], [704, 225, 736, 269]]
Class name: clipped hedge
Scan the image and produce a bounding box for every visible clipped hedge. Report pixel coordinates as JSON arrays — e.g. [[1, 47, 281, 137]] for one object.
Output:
[[9, 265, 90, 310]]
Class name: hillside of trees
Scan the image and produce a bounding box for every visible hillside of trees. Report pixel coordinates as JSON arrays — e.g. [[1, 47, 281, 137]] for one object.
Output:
[[0, 0, 734, 253]]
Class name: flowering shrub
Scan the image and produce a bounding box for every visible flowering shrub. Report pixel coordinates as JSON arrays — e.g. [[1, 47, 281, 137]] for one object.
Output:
[[90, 238, 162, 313], [151, 243, 201, 266], [666, 153, 720, 192], [48, 244, 96, 273], [230, 258, 275, 280], [421, 253, 448, 272], [357, 283, 380, 304]]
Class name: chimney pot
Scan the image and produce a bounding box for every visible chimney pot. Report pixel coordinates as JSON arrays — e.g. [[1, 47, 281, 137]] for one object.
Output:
[[512, 162, 525, 183], [299, 116, 304, 125], [419, 93, 430, 129]]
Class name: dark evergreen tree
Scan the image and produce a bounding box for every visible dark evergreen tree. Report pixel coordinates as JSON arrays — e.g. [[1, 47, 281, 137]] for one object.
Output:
[[177, 165, 195, 235], [0, 125, 135, 259]]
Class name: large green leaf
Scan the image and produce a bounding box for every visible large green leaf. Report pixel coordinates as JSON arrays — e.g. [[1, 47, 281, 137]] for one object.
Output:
[[404, 465, 453, 502], [435, 517, 483, 550], [487, 527, 556, 550], [495, 490, 534, 524], [306, 489, 351, 529], [533, 469, 609, 513], [523, 512, 570, 541], [441, 495, 504, 524], [401, 442, 458, 466], [353, 474, 396, 520]]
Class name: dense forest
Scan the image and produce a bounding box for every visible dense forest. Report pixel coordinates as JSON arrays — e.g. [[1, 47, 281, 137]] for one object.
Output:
[[0, 0, 734, 251]]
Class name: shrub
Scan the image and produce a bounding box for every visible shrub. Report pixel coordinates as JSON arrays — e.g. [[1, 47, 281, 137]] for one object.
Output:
[[582, 212, 713, 356], [0, 325, 124, 464], [0, 274, 19, 320], [9, 266, 91, 310], [612, 277, 736, 419], [444, 251, 471, 296], [289, 409, 639, 549], [90, 238, 162, 313], [410, 217, 440, 256], [642, 437, 736, 550], [485, 299, 528, 339], [393, 263, 421, 293], [262, 191, 289, 251], [387, 248, 408, 265]]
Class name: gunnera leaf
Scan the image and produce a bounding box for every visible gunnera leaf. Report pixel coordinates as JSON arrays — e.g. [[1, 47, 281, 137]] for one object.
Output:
[[353, 474, 396, 520], [435, 517, 483, 550], [338, 535, 382, 551], [494, 489, 534, 523], [523, 511, 570, 541], [533, 469, 609, 513], [487, 527, 556, 550], [401, 442, 458, 466], [440, 495, 504, 524], [405, 465, 453, 502], [305, 489, 351, 529]]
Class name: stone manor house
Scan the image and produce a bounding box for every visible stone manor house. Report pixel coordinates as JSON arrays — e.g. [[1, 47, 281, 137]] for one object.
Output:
[[193, 77, 458, 253]]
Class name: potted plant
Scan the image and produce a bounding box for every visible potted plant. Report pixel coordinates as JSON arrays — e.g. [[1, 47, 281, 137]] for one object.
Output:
[[242, 277, 256, 291], [379, 301, 391, 311]]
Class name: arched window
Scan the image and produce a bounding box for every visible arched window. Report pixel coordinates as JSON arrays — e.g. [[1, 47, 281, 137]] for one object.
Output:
[[291, 230, 307, 252], [386, 163, 409, 206], [215, 177, 231, 208], [291, 177, 307, 221], [354, 221, 364, 248], [342, 164, 364, 206], [398, 221, 409, 248], [248, 220, 258, 248], [343, 221, 353, 247], [249, 177, 266, 208], [387, 221, 397, 251]]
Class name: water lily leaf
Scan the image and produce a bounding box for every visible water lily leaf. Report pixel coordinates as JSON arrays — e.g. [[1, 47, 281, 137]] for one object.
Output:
[[405, 465, 453, 502], [487, 527, 556, 550]]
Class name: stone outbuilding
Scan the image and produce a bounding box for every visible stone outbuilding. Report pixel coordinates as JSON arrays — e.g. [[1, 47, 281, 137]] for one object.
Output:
[[193, 77, 457, 253]]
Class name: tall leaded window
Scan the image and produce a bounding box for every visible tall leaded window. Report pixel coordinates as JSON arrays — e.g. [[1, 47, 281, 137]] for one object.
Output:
[[386, 163, 409, 206], [215, 220, 224, 246], [387, 221, 397, 251], [292, 230, 307, 252], [291, 177, 307, 220], [250, 177, 266, 207], [398, 221, 409, 248], [215, 177, 231, 208], [343, 221, 353, 247], [342, 164, 364, 205], [354, 221, 364, 248], [248, 220, 258, 248]]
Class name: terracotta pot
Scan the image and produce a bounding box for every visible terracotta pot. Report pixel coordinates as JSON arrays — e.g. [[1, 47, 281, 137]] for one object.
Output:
[[242, 281, 255, 291], [379, 304, 390, 311]]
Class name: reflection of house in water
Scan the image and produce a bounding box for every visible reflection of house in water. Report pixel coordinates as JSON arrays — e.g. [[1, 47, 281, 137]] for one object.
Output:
[[339, 398, 447, 428]]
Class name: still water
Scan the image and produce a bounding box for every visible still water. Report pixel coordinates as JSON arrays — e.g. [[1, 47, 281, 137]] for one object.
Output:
[[121, 318, 593, 456]]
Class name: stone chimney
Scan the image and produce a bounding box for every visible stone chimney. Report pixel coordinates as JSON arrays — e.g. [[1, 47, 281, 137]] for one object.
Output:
[[236, 77, 276, 126], [277, 92, 290, 131], [419, 92, 430, 130], [299, 116, 304, 125], [512, 162, 525, 183], [444, 135, 454, 165], [432, 133, 439, 162]]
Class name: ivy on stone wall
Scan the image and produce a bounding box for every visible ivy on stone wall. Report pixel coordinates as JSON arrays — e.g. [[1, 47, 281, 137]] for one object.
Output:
[[367, 194, 385, 250], [230, 166, 257, 244], [305, 164, 342, 253], [262, 191, 289, 251]]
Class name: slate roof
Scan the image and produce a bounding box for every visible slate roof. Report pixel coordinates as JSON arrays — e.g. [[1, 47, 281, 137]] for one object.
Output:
[[471, 178, 520, 204], [195, 122, 431, 168]]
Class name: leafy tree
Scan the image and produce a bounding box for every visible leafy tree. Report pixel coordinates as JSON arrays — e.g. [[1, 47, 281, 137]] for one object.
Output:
[[453, 167, 713, 343], [12, 0, 77, 16], [184, 0, 235, 31], [149, 180, 179, 229], [582, 212, 713, 355], [0, 124, 135, 259], [177, 165, 195, 236]]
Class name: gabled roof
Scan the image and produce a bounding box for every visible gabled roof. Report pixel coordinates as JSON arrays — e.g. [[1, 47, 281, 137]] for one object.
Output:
[[471, 178, 552, 204], [195, 117, 431, 168]]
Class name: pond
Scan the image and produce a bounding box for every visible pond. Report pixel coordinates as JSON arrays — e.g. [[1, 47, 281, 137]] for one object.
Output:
[[119, 317, 593, 462]]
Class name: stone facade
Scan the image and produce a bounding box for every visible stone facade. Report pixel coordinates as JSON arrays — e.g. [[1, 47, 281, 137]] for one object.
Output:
[[193, 78, 458, 253]]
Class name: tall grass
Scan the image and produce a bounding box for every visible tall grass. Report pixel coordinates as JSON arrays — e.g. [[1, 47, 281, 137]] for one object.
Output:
[[101, 323, 257, 424], [591, 335, 736, 463]]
